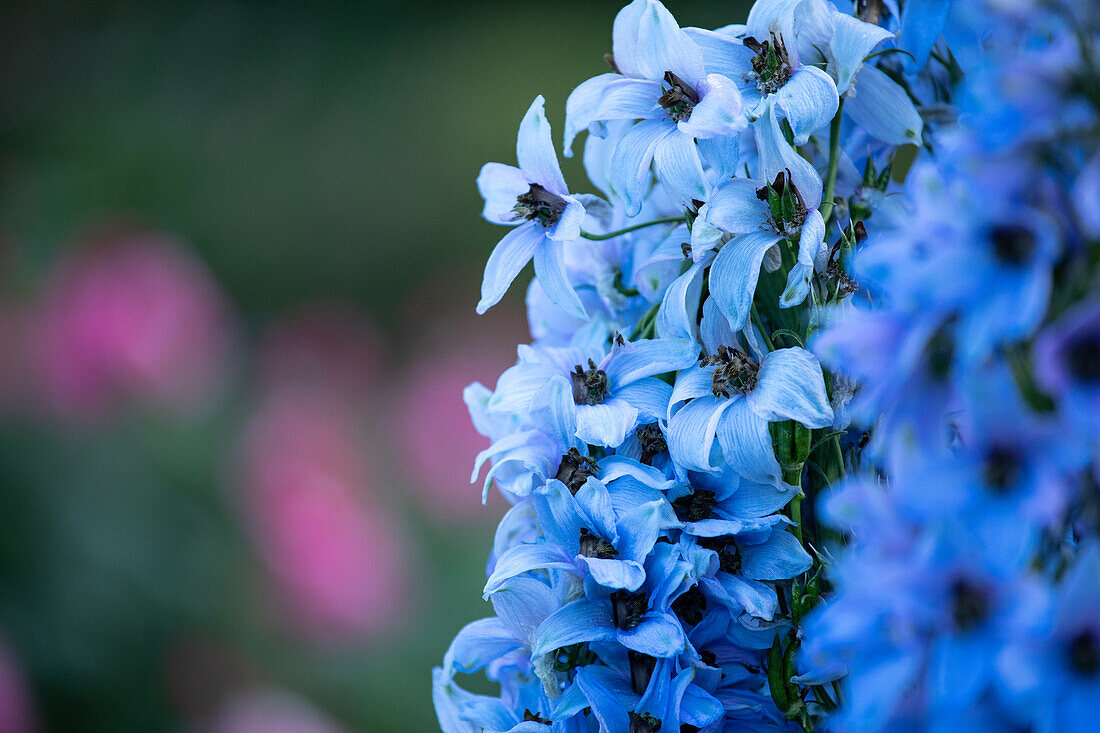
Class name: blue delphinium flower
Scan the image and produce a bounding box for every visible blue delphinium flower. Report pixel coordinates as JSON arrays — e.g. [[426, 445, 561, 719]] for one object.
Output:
[[477, 95, 587, 317], [438, 0, 1100, 731], [564, 0, 747, 214]]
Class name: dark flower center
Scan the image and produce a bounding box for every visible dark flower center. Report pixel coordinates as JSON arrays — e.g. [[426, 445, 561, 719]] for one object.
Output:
[[555, 447, 599, 494], [628, 650, 656, 695], [704, 345, 760, 397], [1066, 328, 1100, 383], [926, 320, 956, 381], [636, 423, 668, 464], [1068, 629, 1100, 677], [524, 710, 552, 725], [611, 590, 648, 630], [579, 528, 619, 559], [629, 712, 663, 733], [572, 359, 610, 405], [989, 223, 1036, 266], [513, 183, 566, 228], [552, 642, 597, 672], [700, 650, 718, 667], [673, 489, 718, 522], [744, 34, 793, 94], [982, 443, 1023, 494], [658, 70, 700, 122], [672, 585, 707, 626], [700, 536, 742, 574], [857, 0, 885, 23], [756, 170, 808, 234], [950, 578, 991, 632]]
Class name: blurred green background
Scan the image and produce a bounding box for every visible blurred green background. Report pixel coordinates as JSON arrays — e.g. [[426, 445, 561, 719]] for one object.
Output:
[[0, 1, 750, 731]]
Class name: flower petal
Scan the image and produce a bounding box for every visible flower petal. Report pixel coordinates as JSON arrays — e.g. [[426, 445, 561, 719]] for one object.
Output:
[[565, 75, 663, 156], [576, 398, 641, 447], [477, 223, 543, 315], [532, 600, 617, 657], [656, 260, 707, 343], [739, 529, 812, 580], [667, 395, 732, 473], [618, 613, 686, 657], [533, 238, 586, 318], [749, 347, 834, 428], [613, 0, 705, 86], [610, 118, 674, 216], [606, 338, 699, 389], [483, 543, 575, 596], [755, 100, 824, 208], [829, 13, 893, 95], [678, 74, 746, 139], [579, 557, 647, 591], [477, 162, 529, 224], [773, 66, 839, 145], [846, 64, 924, 145], [709, 230, 784, 331], [653, 131, 708, 208], [716, 398, 783, 485], [517, 95, 568, 195], [443, 618, 522, 675]]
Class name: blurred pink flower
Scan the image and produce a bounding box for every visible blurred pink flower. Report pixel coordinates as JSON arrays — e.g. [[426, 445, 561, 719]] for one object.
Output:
[[239, 390, 409, 641], [207, 688, 348, 733], [393, 284, 528, 522], [0, 641, 35, 733], [31, 229, 233, 419]]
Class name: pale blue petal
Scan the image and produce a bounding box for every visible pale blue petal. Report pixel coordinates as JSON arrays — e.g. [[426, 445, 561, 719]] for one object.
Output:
[[697, 133, 742, 180], [432, 669, 482, 733], [669, 364, 715, 411], [598, 456, 676, 491], [532, 600, 617, 656], [709, 230, 784, 331], [574, 666, 632, 733], [477, 223, 543, 315], [574, 475, 619, 542], [755, 101, 824, 208], [700, 296, 737, 356], [579, 557, 647, 591], [533, 238, 586, 318], [829, 14, 893, 95], [534, 479, 587, 552], [930, 634, 990, 709], [517, 95, 568, 195], [683, 26, 754, 81], [780, 209, 825, 309], [677, 73, 746, 139], [703, 178, 770, 235], [725, 477, 795, 518], [610, 118, 674, 216], [618, 613, 686, 657], [656, 260, 707, 343], [576, 398, 641, 447], [606, 338, 699, 388], [703, 575, 777, 620], [477, 162, 529, 224], [667, 396, 732, 473], [564, 74, 618, 157], [616, 500, 667, 563], [529, 375, 582, 451], [772, 66, 838, 145], [490, 576, 561, 649], [483, 543, 574, 596], [615, 378, 673, 422], [739, 529, 812, 580], [613, 0, 706, 87], [653, 131, 708, 208], [716, 399, 783, 485], [548, 196, 585, 242], [749, 347, 833, 428], [444, 618, 522, 675], [680, 685, 725, 729], [847, 64, 924, 145]]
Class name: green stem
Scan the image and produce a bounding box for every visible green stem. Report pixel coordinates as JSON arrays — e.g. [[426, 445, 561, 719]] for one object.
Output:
[[818, 99, 845, 226], [629, 301, 661, 340], [751, 305, 776, 352], [580, 216, 685, 241]]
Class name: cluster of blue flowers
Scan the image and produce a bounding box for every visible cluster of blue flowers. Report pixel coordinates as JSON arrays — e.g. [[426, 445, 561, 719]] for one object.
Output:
[[434, 0, 1100, 731]]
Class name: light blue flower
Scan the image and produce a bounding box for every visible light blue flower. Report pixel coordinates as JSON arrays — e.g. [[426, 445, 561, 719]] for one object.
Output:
[[564, 0, 747, 214], [477, 95, 587, 317]]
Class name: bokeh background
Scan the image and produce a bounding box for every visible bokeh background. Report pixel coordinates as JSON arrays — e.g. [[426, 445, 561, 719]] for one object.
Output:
[[0, 1, 750, 730]]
